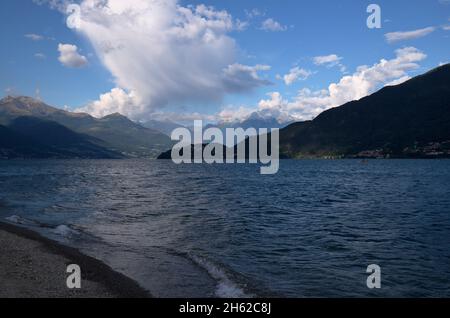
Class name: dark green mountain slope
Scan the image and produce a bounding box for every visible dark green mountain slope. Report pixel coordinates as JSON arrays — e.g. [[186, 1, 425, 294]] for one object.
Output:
[[83, 113, 173, 158], [0, 124, 77, 159], [8, 117, 122, 158], [141, 119, 185, 136], [280, 64, 450, 158]]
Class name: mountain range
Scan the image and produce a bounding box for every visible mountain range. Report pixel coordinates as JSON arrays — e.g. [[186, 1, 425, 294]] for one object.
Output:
[[1, 63, 449, 160], [202, 112, 292, 137], [0, 96, 173, 159], [141, 119, 186, 136], [157, 64, 450, 160]]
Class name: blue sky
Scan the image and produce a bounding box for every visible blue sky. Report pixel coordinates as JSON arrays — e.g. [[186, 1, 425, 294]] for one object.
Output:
[[0, 0, 449, 123]]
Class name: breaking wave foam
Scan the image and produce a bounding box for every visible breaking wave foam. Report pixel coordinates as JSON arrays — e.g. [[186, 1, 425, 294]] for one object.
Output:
[[190, 254, 251, 298]]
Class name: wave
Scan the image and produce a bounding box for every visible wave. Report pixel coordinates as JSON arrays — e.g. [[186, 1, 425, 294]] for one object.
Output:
[[4, 214, 258, 297], [5, 215, 38, 226], [52, 224, 80, 238], [189, 254, 252, 298], [4, 215, 80, 238]]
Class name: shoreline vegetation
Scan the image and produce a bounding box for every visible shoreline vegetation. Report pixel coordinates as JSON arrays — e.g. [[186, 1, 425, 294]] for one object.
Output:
[[0, 221, 150, 298]]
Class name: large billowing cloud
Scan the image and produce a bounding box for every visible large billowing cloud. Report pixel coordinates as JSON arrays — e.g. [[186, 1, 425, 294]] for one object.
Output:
[[80, 88, 142, 118], [33, 1, 428, 125], [65, 0, 270, 119]]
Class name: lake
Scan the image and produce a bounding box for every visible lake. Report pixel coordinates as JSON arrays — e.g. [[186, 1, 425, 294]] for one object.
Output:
[[0, 159, 449, 297]]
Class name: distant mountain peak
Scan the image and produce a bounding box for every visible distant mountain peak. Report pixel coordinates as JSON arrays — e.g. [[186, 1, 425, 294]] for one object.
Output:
[[101, 112, 132, 123], [103, 112, 125, 118], [1, 95, 54, 109], [1, 95, 43, 105], [0, 95, 16, 103]]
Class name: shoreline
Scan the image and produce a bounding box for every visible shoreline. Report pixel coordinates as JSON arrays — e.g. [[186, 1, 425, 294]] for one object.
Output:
[[0, 221, 151, 298]]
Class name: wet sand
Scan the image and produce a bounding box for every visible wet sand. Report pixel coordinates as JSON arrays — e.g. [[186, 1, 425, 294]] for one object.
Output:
[[0, 222, 150, 298]]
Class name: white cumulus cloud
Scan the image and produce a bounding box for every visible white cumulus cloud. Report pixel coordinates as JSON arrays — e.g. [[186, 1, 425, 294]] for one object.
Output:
[[281, 67, 312, 85], [217, 106, 256, 123], [313, 54, 346, 73], [222, 64, 272, 92], [313, 54, 342, 65], [58, 43, 88, 68], [77, 88, 142, 118]]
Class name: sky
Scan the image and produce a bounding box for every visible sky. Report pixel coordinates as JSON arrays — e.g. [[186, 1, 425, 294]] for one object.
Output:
[[0, 0, 449, 124]]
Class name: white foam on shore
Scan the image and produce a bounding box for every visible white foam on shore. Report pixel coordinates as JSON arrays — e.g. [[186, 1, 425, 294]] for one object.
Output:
[[5, 215, 21, 223], [5, 215, 36, 226], [52, 225, 79, 238], [190, 254, 251, 298], [5, 216, 79, 238]]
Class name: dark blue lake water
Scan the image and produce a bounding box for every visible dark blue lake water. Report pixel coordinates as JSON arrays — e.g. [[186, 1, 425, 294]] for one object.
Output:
[[0, 159, 449, 297]]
